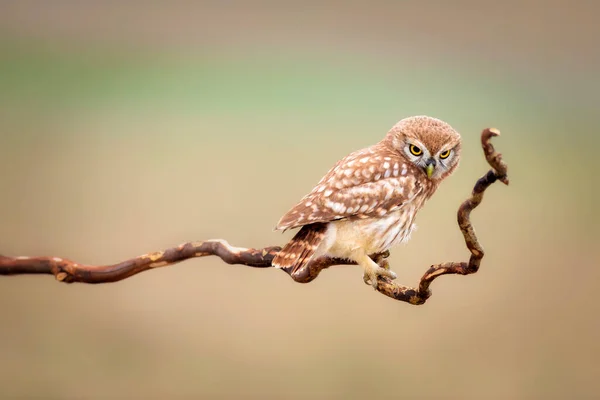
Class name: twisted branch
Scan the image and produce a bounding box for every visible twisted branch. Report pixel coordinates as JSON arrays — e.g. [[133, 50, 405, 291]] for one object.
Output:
[[0, 128, 508, 305]]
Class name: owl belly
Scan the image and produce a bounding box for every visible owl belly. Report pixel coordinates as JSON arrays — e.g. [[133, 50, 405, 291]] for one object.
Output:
[[324, 207, 417, 258]]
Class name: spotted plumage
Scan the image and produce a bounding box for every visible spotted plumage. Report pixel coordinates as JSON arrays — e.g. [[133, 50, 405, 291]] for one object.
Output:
[[273, 116, 462, 287]]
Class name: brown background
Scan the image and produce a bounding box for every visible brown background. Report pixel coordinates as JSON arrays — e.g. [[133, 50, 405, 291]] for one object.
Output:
[[0, 1, 598, 399]]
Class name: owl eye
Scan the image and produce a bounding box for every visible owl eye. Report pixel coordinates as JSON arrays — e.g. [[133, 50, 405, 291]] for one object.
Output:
[[409, 145, 422, 156], [439, 150, 451, 159]]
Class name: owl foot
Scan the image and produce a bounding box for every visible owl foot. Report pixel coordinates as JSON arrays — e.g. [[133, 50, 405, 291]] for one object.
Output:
[[363, 264, 397, 289]]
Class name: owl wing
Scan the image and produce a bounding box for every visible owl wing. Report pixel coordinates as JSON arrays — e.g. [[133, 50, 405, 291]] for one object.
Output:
[[275, 147, 422, 231]]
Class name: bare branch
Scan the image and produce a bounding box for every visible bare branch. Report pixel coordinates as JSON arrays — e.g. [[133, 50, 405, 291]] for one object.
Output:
[[0, 128, 508, 305], [0, 240, 368, 284], [1, 241, 280, 283]]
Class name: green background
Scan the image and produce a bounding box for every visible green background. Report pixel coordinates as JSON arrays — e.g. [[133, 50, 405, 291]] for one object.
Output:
[[0, 1, 598, 398]]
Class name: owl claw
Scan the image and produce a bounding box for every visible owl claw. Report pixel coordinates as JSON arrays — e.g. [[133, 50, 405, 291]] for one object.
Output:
[[363, 266, 397, 289]]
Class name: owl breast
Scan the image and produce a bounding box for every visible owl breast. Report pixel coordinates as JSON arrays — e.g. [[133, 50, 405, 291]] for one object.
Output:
[[323, 205, 419, 259], [363, 207, 418, 251]]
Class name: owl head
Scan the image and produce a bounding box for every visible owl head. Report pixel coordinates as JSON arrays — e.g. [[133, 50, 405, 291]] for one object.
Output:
[[384, 116, 462, 181]]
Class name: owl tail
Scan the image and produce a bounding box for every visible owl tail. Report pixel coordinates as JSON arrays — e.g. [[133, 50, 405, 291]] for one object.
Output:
[[272, 223, 328, 274]]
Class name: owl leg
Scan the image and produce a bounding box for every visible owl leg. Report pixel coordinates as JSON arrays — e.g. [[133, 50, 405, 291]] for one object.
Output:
[[355, 251, 397, 289]]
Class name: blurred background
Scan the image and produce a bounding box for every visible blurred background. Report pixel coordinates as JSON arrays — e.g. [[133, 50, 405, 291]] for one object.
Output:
[[0, 1, 598, 399]]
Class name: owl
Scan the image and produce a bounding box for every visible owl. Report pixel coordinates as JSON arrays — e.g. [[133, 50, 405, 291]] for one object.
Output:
[[272, 115, 462, 287]]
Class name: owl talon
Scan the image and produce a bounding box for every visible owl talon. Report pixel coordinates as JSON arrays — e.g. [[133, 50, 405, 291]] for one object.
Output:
[[363, 266, 397, 289]]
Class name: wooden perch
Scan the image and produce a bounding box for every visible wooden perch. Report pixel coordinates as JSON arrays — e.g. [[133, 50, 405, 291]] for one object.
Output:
[[0, 128, 508, 305]]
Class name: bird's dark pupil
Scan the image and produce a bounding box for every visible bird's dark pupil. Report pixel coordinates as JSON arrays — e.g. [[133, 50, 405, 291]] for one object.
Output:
[[412, 146, 420, 154]]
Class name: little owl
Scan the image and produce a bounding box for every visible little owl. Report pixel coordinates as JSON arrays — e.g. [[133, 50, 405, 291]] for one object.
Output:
[[273, 116, 462, 287]]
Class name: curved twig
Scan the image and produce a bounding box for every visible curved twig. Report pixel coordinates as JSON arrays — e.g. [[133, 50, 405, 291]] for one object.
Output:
[[0, 128, 508, 305]]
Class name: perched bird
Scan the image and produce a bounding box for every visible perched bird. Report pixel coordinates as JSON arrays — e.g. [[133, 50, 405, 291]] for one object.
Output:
[[273, 116, 462, 287]]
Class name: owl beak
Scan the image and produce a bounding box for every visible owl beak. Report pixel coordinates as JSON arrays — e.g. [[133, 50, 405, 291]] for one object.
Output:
[[424, 158, 436, 179]]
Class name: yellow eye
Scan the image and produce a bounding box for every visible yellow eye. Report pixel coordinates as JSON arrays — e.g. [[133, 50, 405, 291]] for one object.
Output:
[[409, 145, 422, 156], [439, 150, 451, 159]]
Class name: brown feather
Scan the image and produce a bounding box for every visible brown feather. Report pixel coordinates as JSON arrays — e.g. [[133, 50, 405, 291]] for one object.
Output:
[[275, 144, 423, 231], [272, 223, 327, 273]]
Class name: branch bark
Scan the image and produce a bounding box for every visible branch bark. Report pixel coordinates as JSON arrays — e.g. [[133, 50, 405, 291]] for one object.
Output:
[[0, 128, 508, 305]]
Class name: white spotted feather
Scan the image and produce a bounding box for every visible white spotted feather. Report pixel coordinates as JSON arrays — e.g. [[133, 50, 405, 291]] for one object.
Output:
[[275, 145, 420, 232]]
